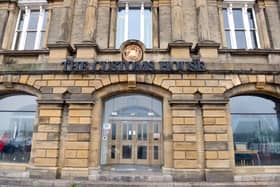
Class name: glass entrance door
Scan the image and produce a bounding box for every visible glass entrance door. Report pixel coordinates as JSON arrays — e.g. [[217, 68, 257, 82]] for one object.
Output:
[[107, 120, 161, 165]]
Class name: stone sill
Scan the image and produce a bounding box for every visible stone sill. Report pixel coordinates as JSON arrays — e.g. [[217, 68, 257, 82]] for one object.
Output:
[[219, 48, 280, 56], [0, 49, 49, 57]]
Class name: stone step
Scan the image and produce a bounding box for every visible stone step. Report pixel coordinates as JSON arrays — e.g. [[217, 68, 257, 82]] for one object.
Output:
[[0, 177, 279, 187]]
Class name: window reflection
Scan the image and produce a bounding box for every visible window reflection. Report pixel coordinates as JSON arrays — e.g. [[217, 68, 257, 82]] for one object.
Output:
[[230, 95, 280, 166], [0, 95, 36, 163]]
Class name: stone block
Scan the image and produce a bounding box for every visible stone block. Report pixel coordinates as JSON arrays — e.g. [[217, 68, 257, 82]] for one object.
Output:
[[205, 151, 218, 159], [206, 160, 230, 169], [67, 125, 90, 133], [174, 160, 197, 169], [217, 134, 228, 141], [40, 109, 62, 117], [174, 142, 196, 151], [185, 135, 197, 142], [38, 125, 60, 132], [69, 110, 91, 117], [46, 150, 58, 158], [77, 150, 89, 158], [65, 142, 89, 150], [33, 141, 59, 149], [218, 151, 229, 159], [185, 151, 198, 159], [173, 134, 185, 141], [173, 125, 196, 133], [205, 170, 233, 182], [191, 80, 205, 86], [64, 159, 88, 167], [205, 142, 228, 151], [34, 158, 57, 167], [174, 151, 185, 159], [204, 134, 217, 142]]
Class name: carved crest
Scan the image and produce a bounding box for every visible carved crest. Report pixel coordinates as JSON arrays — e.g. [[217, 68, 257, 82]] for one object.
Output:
[[122, 43, 143, 62]]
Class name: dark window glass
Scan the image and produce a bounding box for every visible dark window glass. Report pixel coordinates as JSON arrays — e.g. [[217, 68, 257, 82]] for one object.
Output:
[[111, 145, 116, 159], [25, 32, 36, 50], [112, 124, 116, 140], [122, 145, 132, 159], [233, 8, 244, 28], [230, 96, 280, 166], [143, 124, 147, 141], [235, 31, 247, 48], [122, 124, 127, 140], [138, 125, 142, 140], [225, 30, 232, 48], [137, 146, 147, 159], [247, 8, 255, 29], [28, 10, 40, 30], [223, 8, 229, 28], [250, 30, 257, 48], [154, 146, 159, 160], [0, 95, 37, 163]]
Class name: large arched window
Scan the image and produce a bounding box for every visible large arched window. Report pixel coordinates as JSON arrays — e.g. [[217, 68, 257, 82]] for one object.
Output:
[[0, 95, 37, 163], [230, 95, 280, 166], [100, 94, 162, 168]]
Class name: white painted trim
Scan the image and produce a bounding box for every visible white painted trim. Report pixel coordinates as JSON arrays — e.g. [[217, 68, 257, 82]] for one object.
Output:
[[124, 3, 129, 41], [224, 2, 259, 49], [34, 6, 44, 49], [19, 6, 30, 50], [140, 3, 144, 43], [11, 10, 22, 50]]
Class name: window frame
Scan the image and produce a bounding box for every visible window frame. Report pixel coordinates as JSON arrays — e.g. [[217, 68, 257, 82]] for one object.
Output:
[[12, 2, 48, 50], [222, 1, 260, 49], [116, 1, 153, 48]]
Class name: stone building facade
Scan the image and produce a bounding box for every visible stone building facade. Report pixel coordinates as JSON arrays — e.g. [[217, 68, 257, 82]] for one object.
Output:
[[0, 0, 279, 184]]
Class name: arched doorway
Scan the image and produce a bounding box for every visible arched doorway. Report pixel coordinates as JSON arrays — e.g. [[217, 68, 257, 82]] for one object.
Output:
[[100, 94, 163, 167]]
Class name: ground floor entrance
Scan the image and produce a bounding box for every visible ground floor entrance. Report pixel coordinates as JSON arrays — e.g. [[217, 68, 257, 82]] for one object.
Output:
[[100, 94, 163, 168]]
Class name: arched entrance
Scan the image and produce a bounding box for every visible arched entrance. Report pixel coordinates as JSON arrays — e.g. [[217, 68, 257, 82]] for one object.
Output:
[[100, 94, 163, 167]]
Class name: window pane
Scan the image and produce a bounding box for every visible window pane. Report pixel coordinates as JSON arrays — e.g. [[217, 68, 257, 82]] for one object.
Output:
[[154, 146, 159, 160], [230, 96, 280, 166], [15, 32, 22, 50], [112, 124, 116, 140], [247, 9, 255, 29], [128, 124, 132, 140], [28, 10, 40, 30], [223, 8, 229, 28], [42, 11, 48, 29], [138, 125, 142, 140], [143, 124, 147, 141], [24, 32, 37, 50], [144, 8, 152, 48], [122, 124, 127, 140], [235, 31, 247, 48], [111, 145, 116, 159], [116, 8, 125, 48], [40, 31, 45, 49], [128, 8, 141, 40], [225, 30, 232, 48], [122, 145, 132, 159], [250, 30, 257, 48], [0, 95, 36, 163], [233, 8, 244, 28], [18, 11, 25, 31], [137, 146, 147, 159]]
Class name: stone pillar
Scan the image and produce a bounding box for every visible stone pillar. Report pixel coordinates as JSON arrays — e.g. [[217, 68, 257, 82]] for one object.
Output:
[[96, 0, 110, 49], [256, 2, 271, 48], [108, 0, 117, 48], [202, 101, 233, 182], [60, 101, 93, 179], [1, 2, 17, 49], [171, 0, 183, 41], [168, 41, 192, 60], [159, 0, 171, 48], [83, 0, 98, 42], [264, 1, 280, 49], [196, 0, 210, 41], [152, 0, 159, 48], [47, 0, 75, 62], [29, 101, 64, 179], [169, 99, 204, 182], [195, 41, 220, 62]]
